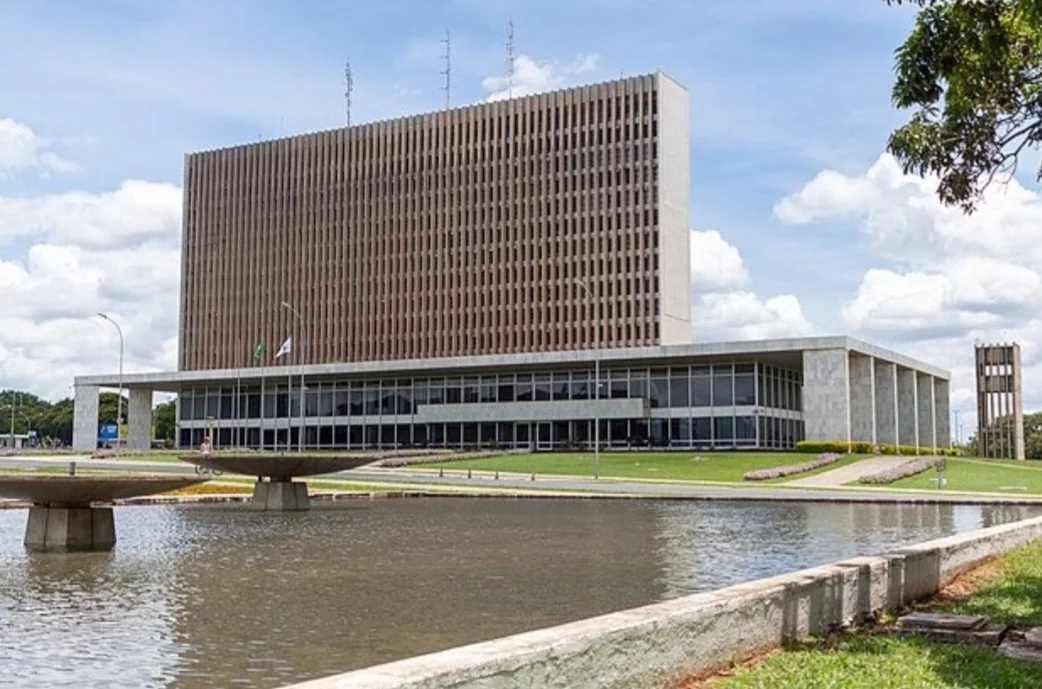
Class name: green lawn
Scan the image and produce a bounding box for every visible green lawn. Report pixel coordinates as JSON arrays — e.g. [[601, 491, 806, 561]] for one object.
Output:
[[417, 451, 867, 484], [704, 540, 1042, 689], [886, 457, 1042, 495]]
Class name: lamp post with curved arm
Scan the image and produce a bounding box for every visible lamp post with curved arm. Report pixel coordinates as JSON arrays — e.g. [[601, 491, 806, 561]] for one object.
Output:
[[98, 313, 124, 449], [281, 302, 305, 453]]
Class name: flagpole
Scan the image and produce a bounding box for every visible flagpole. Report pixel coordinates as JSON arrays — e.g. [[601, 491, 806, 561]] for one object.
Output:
[[235, 337, 241, 449], [259, 338, 266, 451]]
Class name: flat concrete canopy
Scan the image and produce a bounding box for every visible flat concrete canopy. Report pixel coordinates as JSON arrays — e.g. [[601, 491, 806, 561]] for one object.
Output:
[[0, 475, 207, 506], [181, 453, 373, 480]]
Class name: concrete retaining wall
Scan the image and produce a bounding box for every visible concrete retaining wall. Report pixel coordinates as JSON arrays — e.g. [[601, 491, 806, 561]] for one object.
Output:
[[283, 515, 1042, 689]]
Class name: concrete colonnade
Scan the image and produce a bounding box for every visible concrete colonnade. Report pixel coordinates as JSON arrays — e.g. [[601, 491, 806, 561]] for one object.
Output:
[[803, 349, 950, 451]]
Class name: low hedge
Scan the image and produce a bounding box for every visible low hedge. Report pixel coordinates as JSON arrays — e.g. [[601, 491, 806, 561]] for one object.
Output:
[[858, 455, 945, 485], [795, 441, 957, 456], [743, 452, 841, 481]]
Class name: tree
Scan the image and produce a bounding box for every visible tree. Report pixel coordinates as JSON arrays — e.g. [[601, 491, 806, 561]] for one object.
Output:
[[154, 400, 176, 443], [885, 0, 1042, 211]]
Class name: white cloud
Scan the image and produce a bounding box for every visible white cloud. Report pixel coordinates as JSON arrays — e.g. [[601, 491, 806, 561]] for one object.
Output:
[[689, 229, 814, 342], [0, 118, 80, 175], [483, 53, 600, 102], [776, 152, 1042, 421], [0, 178, 181, 401], [0, 180, 181, 250], [690, 229, 749, 293]]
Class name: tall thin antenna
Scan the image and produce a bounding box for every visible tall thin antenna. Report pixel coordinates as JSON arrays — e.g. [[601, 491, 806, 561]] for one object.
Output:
[[440, 30, 451, 109], [506, 19, 515, 99], [344, 61, 354, 127]]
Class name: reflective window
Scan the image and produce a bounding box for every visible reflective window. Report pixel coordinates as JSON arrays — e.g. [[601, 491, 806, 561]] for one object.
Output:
[[714, 416, 734, 443], [712, 372, 733, 406], [734, 374, 755, 406]]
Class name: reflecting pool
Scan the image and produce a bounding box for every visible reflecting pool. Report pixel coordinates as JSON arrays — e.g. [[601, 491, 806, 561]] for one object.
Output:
[[0, 498, 1035, 688]]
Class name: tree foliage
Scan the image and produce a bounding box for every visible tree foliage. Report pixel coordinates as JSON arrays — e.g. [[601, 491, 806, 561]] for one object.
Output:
[[885, 0, 1042, 211]]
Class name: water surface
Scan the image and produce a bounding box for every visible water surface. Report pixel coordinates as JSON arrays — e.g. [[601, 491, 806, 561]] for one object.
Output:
[[0, 498, 1036, 688]]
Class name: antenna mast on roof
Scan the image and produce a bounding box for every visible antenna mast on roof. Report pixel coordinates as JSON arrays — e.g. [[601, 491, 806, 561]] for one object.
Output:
[[440, 30, 451, 109], [344, 61, 354, 127], [506, 19, 515, 99]]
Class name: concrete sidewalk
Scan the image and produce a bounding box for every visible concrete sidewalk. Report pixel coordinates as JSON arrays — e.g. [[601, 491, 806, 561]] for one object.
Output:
[[786, 456, 910, 487]]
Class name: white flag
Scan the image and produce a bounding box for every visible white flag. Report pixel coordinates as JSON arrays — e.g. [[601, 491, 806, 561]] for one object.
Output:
[[274, 337, 292, 359]]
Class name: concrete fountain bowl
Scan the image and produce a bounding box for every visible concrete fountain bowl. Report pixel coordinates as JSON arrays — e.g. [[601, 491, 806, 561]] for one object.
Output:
[[178, 453, 376, 511], [0, 474, 209, 552], [178, 453, 374, 480]]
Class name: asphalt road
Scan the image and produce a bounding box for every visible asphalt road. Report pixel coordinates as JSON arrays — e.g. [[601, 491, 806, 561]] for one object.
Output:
[[4, 456, 1042, 505]]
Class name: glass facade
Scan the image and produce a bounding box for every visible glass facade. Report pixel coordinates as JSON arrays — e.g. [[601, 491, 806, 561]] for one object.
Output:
[[177, 361, 804, 451]]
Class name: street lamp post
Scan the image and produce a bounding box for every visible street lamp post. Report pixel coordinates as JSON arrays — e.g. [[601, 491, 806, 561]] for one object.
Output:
[[98, 313, 124, 450], [576, 278, 600, 480], [281, 302, 306, 453], [8, 392, 15, 449]]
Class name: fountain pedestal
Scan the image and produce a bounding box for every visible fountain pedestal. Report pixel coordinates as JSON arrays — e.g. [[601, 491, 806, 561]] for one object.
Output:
[[0, 476, 209, 553], [181, 454, 374, 512], [252, 479, 309, 511], [25, 506, 116, 552]]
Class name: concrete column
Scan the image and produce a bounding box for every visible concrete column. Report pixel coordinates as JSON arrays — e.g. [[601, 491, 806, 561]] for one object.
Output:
[[127, 388, 153, 451], [934, 378, 951, 448], [802, 349, 851, 442], [24, 506, 116, 552], [849, 354, 875, 444], [251, 479, 310, 511], [72, 384, 100, 451], [917, 373, 936, 452], [874, 360, 898, 447], [897, 368, 917, 447]]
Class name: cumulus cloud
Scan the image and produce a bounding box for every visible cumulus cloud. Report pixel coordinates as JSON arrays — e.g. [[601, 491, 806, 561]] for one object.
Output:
[[0, 180, 181, 250], [776, 152, 1042, 422], [689, 229, 814, 342], [0, 121, 181, 400], [0, 118, 80, 175], [483, 54, 600, 102]]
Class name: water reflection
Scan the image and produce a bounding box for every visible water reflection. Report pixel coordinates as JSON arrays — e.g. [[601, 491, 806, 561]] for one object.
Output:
[[0, 499, 1037, 689]]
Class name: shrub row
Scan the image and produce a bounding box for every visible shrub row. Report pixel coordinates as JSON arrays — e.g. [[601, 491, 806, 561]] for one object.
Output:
[[744, 452, 841, 481], [795, 441, 958, 456], [857, 455, 945, 485]]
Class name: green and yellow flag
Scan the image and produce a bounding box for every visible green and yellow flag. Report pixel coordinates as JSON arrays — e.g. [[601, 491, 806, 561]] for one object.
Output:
[[253, 338, 266, 363]]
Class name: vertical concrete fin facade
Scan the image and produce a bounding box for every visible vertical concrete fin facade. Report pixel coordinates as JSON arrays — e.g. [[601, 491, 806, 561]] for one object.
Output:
[[934, 378, 951, 448], [127, 389, 153, 451], [180, 73, 686, 371], [873, 360, 898, 447], [802, 348, 850, 442], [72, 385, 99, 451], [655, 72, 691, 346], [848, 354, 875, 444], [916, 372, 935, 451], [897, 367, 917, 447]]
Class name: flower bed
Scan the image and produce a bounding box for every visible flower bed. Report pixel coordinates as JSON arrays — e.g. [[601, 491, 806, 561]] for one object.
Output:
[[857, 455, 944, 485], [743, 452, 841, 481]]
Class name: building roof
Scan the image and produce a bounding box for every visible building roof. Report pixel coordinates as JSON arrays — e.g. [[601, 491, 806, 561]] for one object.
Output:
[[74, 335, 950, 392]]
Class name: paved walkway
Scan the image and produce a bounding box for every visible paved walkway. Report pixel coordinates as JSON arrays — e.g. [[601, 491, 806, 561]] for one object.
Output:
[[787, 456, 910, 488], [4, 456, 1042, 505]]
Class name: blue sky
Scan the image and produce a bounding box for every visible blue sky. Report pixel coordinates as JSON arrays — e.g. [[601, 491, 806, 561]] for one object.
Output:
[[3, 0, 1040, 439]]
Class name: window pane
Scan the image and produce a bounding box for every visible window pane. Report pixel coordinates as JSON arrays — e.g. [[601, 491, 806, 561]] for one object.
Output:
[[669, 376, 689, 407], [714, 416, 734, 443], [649, 378, 668, 408], [734, 374, 755, 406], [712, 374, 733, 406]]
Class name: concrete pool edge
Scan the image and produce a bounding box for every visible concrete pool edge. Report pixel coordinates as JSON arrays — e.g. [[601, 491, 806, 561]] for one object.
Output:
[[280, 514, 1042, 689]]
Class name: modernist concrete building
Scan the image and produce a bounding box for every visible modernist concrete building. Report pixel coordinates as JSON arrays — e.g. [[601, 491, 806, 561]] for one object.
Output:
[[73, 337, 950, 452], [72, 72, 951, 452]]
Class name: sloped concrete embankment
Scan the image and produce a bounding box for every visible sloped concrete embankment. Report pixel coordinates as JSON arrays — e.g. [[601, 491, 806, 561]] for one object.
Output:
[[281, 514, 1042, 689]]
